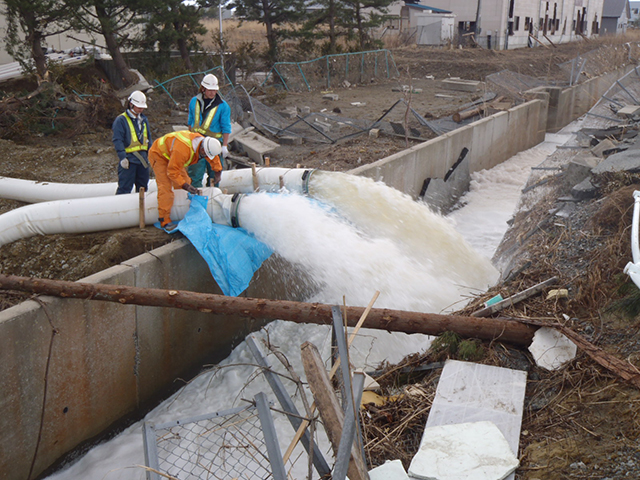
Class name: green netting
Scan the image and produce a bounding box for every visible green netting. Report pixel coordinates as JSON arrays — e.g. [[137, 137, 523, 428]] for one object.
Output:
[[152, 66, 234, 107], [262, 50, 399, 92]]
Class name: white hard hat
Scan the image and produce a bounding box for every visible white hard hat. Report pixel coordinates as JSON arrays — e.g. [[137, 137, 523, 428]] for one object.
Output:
[[201, 74, 219, 90], [202, 137, 222, 159], [128, 90, 147, 108]]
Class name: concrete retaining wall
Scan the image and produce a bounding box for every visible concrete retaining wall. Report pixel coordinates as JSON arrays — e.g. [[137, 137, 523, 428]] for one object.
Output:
[[350, 96, 548, 211], [0, 66, 631, 480], [545, 65, 636, 132], [0, 241, 290, 480]]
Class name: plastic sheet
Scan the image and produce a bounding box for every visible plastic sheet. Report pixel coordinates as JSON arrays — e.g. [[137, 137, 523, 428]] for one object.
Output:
[[172, 194, 272, 296]]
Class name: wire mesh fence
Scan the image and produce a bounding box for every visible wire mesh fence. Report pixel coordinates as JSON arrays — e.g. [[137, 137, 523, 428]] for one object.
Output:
[[485, 69, 560, 103], [582, 65, 640, 129], [262, 50, 399, 92], [152, 66, 234, 108], [143, 402, 293, 480], [557, 42, 640, 86]]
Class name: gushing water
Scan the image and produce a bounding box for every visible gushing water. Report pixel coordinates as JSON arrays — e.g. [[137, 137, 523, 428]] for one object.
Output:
[[238, 172, 499, 313]]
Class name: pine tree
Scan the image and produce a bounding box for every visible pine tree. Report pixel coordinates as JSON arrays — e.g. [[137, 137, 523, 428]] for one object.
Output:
[[65, 0, 143, 87], [138, 0, 208, 71], [229, 0, 308, 63], [2, 0, 71, 79]]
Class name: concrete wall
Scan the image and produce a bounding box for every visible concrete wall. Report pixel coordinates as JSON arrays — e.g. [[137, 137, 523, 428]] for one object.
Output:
[[544, 65, 635, 132], [0, 65, 631, 480], [0, 240, 289, 480], [349, 96, 548, 211]]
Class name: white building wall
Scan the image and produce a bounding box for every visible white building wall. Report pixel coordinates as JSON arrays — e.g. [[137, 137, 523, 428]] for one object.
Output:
[[631, 1, 640, 23], [420, 0, 605, 49]]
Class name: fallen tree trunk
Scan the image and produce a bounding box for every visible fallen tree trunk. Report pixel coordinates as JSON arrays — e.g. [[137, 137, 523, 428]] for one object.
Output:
[[0, 273, 537, 346]]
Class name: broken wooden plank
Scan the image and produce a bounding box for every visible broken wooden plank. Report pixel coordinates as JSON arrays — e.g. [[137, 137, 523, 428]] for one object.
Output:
[[472, 277, 558, 317], [300, 341, 368, 480], [283, 292, 379, 464], [0, 274, 538, 345], [529, 34, 549, 49]]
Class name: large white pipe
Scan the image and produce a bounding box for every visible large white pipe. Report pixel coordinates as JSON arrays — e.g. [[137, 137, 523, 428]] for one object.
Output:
[[0, 187, 232, 248], [0, 168, 314, 203], [0, 177, 157, 203], [0, 168, 314, 247], [624, 190, 640, 288], [219, 167, 315, 194]]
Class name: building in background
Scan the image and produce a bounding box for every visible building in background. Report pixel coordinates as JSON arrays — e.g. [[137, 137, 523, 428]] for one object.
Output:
[[601, 0, 631, 34], [630, 0, 640, 23], [402, 0, 606, 49]]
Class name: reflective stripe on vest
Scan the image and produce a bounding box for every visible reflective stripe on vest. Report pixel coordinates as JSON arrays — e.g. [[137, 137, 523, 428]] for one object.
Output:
[[157, 131, 198, 167], [193, 101, 222, 138], [120, 113, 148, 153]]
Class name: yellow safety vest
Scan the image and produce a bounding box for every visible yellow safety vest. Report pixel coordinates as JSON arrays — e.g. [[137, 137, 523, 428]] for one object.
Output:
[[193, 101, 222, 139], [120, 113, 148, 153], [158, 131, 199, 167]]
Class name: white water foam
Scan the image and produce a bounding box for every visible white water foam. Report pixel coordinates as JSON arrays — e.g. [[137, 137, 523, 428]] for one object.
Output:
[[239, 172, 498, 313], [448, 138, 565, 259]]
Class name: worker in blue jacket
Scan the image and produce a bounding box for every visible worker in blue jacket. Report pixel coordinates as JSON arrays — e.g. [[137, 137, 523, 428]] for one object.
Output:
[[187, 74, 231, 187], [112, 90, 152, 195]]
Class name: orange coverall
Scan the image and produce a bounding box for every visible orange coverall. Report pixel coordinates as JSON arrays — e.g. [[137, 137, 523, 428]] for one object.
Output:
[[148, 131, 222, 226]]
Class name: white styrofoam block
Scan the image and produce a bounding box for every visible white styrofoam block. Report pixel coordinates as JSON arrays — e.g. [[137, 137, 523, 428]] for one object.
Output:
[[408, 421, 519, 480], [425, 360, 527, 455], [528, 326, 577, 370], [369, 459, 410, 480]]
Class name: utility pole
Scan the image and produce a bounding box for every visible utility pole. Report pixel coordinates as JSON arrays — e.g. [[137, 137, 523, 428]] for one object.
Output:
[[475, 0, 482, 39], [219, 2, 225, 79]]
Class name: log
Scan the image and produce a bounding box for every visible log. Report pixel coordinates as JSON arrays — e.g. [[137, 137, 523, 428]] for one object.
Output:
[[300, 342, 368, 480], [453, 106, 483, 123], [0, 274, 537, 346]]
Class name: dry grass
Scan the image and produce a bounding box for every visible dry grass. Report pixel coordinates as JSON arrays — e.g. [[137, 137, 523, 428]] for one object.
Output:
[[199, 19, 268, 51]]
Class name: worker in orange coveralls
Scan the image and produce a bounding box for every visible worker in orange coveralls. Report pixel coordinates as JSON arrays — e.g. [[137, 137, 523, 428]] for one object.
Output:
[[148, 131, 222, 231]]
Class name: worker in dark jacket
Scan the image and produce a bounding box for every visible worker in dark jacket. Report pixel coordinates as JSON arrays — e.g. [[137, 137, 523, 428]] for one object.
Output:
[[112, 90, 152, 195]]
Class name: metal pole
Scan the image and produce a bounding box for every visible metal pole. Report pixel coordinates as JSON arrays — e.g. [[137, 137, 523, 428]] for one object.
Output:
[[246, 335, 332, 477], [255, 393, 288, 480], [219, 3, 225, 79]]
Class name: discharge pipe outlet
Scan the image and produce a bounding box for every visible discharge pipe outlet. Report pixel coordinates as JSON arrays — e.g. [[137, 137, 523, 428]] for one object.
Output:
[[0, 187, 233, 248], [218, 167, 315, 194]]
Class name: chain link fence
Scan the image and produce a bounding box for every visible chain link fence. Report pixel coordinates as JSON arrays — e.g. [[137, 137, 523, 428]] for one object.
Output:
[[152, 66, 234, 109], [143, 401, 296, 480], [558, 42, 640, 86], [485, 70, 562, 103], [261, 49, 399, 92]]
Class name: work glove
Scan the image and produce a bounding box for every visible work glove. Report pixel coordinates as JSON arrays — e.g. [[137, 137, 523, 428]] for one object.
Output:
[[221, 145, 229, 157], [213, 171, 222, 185], [120, 158, 129, 169], [182, 183, 200, 195]]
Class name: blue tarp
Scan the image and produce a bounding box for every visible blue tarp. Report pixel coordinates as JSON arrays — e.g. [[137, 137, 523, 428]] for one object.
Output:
[[158, 194, 272, 296]]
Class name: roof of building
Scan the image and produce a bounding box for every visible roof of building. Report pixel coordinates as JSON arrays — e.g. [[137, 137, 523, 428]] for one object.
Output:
[[404, 3, 452, 14], [602, 0, 631, 17]]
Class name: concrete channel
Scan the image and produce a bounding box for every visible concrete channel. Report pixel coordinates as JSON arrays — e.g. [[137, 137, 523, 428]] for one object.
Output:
[[0, 65, 634, 480]]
